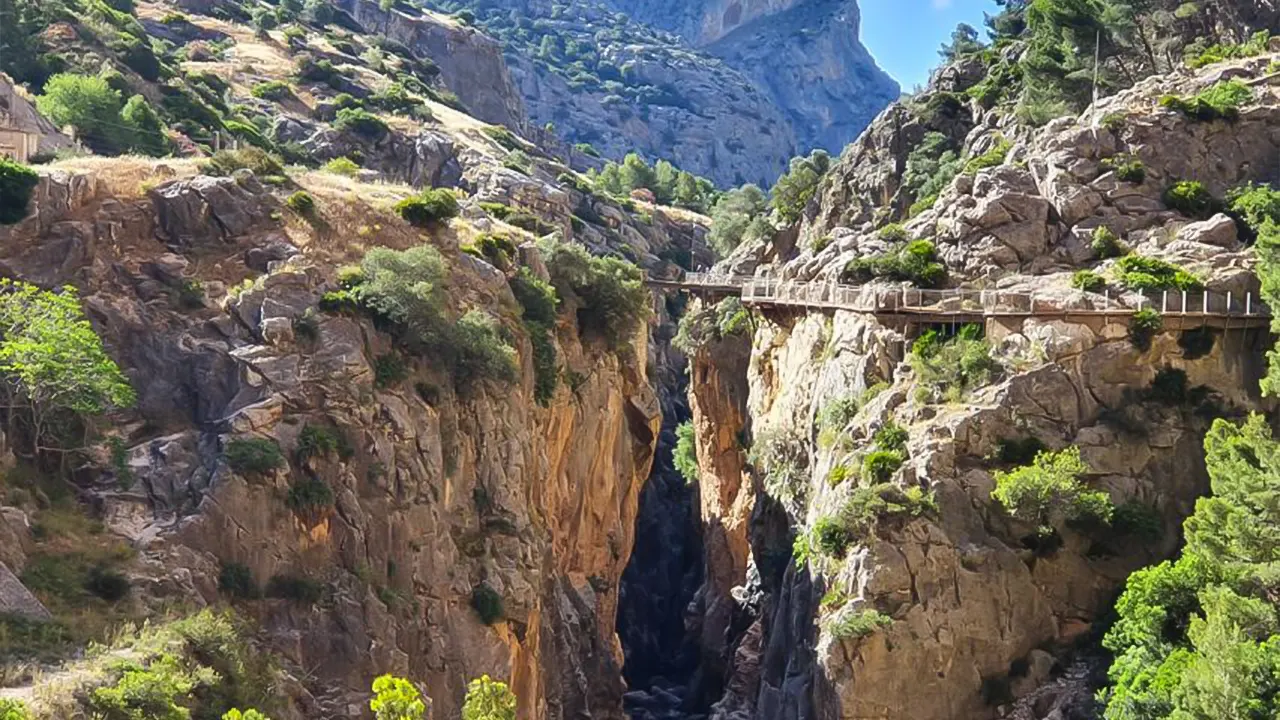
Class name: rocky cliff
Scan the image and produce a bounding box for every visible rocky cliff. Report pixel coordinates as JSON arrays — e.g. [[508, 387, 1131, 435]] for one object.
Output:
[[608, 0, 901, 158], [662, 50, 1280, 720], [430, 0, 896, 187], [0, 0, 721, 715]]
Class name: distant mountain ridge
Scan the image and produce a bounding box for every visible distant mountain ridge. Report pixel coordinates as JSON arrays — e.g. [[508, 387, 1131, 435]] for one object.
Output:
[[426, 0, 897, 187]]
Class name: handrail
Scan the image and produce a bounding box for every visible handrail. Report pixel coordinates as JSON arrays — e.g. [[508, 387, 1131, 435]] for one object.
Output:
[[664, 273, 1272, 320]]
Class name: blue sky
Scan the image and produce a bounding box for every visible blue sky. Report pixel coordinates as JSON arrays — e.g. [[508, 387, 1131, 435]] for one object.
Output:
[[860, 0, 995, 91]]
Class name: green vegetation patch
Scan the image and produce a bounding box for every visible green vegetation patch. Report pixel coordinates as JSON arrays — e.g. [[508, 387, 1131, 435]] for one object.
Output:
[[841, 239, 946, 288], [1113, 254, 1202, 292], [1160, 80, 1252, 122], [0, 158, 40, 225]]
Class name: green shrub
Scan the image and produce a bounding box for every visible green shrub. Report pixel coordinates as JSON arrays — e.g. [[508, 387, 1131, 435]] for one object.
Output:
[[0, 699, 29, 720], [992, 446, 1112, 535], [845, 483, 935, 539], [470, 583, 504, 624], [334, 107, 390, 139], [538, 237, 649, 350], [502, 150, 533, 175], [0, 158, 40, 225], [1187, 31, 1270, 68], [748, 428, 809, 508], [862, 450, 905, 483], [908, 325, 1000, 402], [1227, 183, 1280, 236], [509, 268, 558, 326], [818, 394, 861, 435], [1129, 308, 1163, 352], [482, 125, 523, 152], [1101, 155, 1145, 184], [826, 463, 855, 487], [88, 654, 201, 720], [872, 422, 908, 454], [674, 421, 698, 485], [285, 191, 315, 214], [825, 608, 892, 640], [811, 515, 854, 558], [1159, 80, 1252, 122], [1110, 500, 1163, 541], [285, 476, 334, 514], [769, 149, 831, 225], [467, 233, 519, 269], [506, 212, 555, 236], [1090, 226, 1126, 259], [841, 239, 946, 288], [297, 424, 349, 461], [1114, 255, 1203, 292], [200, 148, 285, 178], [449, 311, 518, 387], [878, 224, 910, 243], [510, 269, 560, 405], [265, 574, 323, 604], [672, 297, 751, 354], [251, 80, 293, 101], [218, 562, 259, 599], [322, 157, 361, 177], [35, 74, 131, 155], [1163, 180, 1219, 218], [120, 95, 169, 157], [395, 188, 459, 226], [225, 437, 286, 474], [373, 353, 408, 388], [1072, 269, 1105, 291], [963, 137, 1012, 174]]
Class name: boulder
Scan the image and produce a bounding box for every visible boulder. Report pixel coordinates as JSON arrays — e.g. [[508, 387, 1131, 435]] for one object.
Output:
[[1176, 213, 1239, 249], [0, 562, 51, 621], [150, 175, 268, 248]]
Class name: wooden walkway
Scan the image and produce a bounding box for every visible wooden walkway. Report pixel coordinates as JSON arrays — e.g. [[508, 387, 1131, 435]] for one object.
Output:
[[647, 273, 1272, 329]]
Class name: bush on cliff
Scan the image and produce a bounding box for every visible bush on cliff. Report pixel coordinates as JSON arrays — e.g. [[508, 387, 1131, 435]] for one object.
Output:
[[674, 421, 698, 485], [395, 189, 459, 227], [672, 297, 751, 354], [908, 325, 999, 402], [991, 446, 1112, 536], [0, 158, 40, 225], [462, 674, 517, 720], [538, 237, 648, 351]]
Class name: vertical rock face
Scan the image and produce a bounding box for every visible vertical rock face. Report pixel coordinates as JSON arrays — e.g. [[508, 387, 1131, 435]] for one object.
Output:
[[334, 0, 530, 133], [607, 0, 901, 157]]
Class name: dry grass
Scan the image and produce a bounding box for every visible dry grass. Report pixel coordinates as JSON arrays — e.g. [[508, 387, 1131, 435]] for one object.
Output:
[[46, 155, 202, 199]]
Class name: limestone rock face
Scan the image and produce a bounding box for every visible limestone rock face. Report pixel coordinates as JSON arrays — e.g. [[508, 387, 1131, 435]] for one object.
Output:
[[684, 49, 1280, 720]]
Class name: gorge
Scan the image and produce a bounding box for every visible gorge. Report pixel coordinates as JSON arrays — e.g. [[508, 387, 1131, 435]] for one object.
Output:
[[0, 0, 1279, 719]]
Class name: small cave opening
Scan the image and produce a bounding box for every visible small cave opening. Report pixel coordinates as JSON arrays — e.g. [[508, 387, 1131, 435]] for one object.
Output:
[[616, 392, 707, 719]]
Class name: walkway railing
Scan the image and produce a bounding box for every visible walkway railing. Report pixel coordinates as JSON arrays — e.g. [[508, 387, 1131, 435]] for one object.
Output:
[[674, 273, 1271, 321]]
